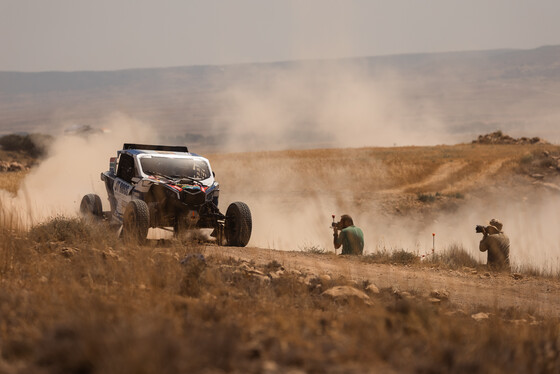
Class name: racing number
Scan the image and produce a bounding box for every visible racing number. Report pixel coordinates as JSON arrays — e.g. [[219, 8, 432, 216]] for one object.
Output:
[[113, 179, 134, 218]]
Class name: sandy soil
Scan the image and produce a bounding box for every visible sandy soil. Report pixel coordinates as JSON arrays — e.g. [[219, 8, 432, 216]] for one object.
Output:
[[206, 245, 560, 317]]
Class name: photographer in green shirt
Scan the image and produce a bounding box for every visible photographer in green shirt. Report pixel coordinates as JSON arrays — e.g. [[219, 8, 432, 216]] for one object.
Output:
[[333, 214, 364, 255]]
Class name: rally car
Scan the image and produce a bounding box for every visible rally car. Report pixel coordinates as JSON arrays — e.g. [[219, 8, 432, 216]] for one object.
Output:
[[79, 143, 252, 246]]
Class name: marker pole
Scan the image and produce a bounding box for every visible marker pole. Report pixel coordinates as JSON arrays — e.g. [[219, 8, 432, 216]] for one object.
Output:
[[332, 215, 336, 255]]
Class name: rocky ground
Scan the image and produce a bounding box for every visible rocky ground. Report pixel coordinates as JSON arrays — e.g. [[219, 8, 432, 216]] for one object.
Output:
[[205, 245, 560, 317], [1, 227, 558, 373]]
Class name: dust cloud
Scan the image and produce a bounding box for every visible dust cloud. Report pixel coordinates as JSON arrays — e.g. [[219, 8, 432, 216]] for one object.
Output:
[[210, 63, 560, 273], [214, 149, 560, 274], [216, 63, 456, 152], [211, 64, 457, 252], [0, 113, 158, 225], [220, 184, 560, 273]]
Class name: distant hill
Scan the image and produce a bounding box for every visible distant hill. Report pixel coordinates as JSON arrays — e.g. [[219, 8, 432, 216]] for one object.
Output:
[[1, 45, 560, 150]]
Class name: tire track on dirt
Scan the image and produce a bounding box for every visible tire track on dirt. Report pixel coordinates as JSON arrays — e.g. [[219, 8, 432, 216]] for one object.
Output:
[[439, 158, 509, 194], [378, 158, 509, 196], [206, 245, 560, 317], [404, 160, 468, 192]]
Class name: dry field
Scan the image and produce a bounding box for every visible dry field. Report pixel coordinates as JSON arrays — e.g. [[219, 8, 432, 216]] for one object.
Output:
[[209, 143, 560, 212], [1, 143, 560, 373]]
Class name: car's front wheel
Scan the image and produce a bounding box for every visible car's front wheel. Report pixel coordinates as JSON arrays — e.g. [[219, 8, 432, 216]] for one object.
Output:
[[225, 201, 252, 247], [122, 200, 150, 244]]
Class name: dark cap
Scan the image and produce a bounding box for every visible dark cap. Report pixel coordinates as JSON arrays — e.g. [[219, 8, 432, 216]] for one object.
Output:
[[340, 214, 354, 226]]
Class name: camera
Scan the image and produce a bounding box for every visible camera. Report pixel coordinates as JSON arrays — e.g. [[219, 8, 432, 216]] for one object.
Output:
[[332, 221, 342, 230], [475, 225, 486, 234]]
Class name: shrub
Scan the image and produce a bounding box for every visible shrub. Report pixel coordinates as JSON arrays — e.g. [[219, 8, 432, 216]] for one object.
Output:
[[0, 133, 52, 157], [430, 244, 479, 269], [361, 250, 391, 263], [300, 244, 327, 254], [418, 193, 437, 203], [29, 216, 92, 244], [264, 260, 283, 272], [28, 216, 117, 247], [361, 249, 418, 265], [520, 153, 534, 164], [390, 249, 419, 265]]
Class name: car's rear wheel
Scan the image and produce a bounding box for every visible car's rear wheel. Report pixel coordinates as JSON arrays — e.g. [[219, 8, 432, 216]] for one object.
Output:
[[123, 200, 150, 244], [225, 201, 252, 247], [79, 194, 103, 221]]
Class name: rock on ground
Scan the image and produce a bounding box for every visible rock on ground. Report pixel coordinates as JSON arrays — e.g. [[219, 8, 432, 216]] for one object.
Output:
[[472, 131, 548, 145], [322, 286, 372, 305]]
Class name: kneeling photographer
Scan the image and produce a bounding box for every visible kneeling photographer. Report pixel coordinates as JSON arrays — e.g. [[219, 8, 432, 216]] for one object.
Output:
[[477, 218, 510, 270], [333, 214, 364, 255]]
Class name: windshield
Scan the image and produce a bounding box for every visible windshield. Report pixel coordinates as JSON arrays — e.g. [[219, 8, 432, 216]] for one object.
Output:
[[140, 156, 211, 181]]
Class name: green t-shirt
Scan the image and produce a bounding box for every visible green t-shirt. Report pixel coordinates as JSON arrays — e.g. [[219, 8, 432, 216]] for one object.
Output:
[[336, 225, 364, 255]]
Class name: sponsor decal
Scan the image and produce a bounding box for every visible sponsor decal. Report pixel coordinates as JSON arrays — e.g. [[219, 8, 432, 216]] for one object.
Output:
[[182, 185, 207, 192]]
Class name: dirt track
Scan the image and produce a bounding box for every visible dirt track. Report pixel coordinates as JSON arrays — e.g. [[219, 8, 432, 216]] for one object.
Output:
[[206, 245, 560, 317]]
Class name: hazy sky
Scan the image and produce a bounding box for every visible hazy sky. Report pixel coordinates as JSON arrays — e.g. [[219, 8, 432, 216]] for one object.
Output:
[[2, 0, 560, 72]]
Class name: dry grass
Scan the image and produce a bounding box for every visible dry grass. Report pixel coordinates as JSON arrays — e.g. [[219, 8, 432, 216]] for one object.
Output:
[[209, 143, 560, 198], [0, 171, 27, 195], [362, 248, 420, 265], [0, 148, 33, 195], [359, 244, 483, 271], [1, 144, 560, 372], [430, 244, 481, 269], [0, 217, 559, 373]]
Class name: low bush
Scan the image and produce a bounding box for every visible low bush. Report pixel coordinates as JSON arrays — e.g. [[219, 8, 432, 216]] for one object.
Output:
[[29, 216, 92, 244], [430, 244, 479, 269], [28, 216, 118, 248], [390, 249, 420, 264], [418, 193, 437, 203], [300, 244, 327, 254], [362, 249, 419, 265], [0, 133, 52, 157]]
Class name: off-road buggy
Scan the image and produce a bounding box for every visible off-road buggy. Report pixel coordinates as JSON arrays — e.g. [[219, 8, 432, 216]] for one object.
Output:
[[79, 143, 252, 246]]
